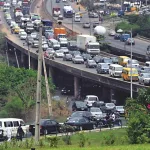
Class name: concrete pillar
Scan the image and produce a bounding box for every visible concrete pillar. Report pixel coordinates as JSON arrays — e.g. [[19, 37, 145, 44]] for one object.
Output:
[[101, 86, 111, 103], [20, 52, 25, 67], [74, 76, 80, 99], [49, 67, 54, 83], [110, 89, 116, 104]]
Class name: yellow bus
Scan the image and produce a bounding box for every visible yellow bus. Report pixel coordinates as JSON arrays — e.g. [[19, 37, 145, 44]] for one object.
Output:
[[118, 56, 130, 66]]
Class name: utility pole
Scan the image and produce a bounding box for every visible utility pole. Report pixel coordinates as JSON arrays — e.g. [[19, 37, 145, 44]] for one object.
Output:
[[27, 41, 31, 69], [35, 24, 43, 143], [72, 14, 74, 37], [42, 56, 52, 117], [51, 0, 53, 17], [130, 29, 133, 99]]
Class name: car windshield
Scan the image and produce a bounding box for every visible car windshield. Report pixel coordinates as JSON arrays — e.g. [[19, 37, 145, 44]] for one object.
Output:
[[88, 97, 97, 101], [129, 70, 138, 75], [89, 45, 99, 49], [67, 118, 80, 123], [106, 103, 115, 107], [104, 58, 112, 63], [143, 73, 150, 78], [90, 107, 101, 112], [128, 60, 138, 64], [76, 56, 82, 59], [116, 106, 124, 109], [57, 51, 63, 53], [71, 112, 84, 117], [76, 102, 86, 107], [115, 67, 122, 71], [101, 64, 109, 68]]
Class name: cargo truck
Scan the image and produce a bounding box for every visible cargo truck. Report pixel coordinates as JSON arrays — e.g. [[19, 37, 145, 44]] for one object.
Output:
[[77, 35, 100, 55], [53, 8, 61, 17], [54, 28, 67, 39], [63, 5, 73, 18]]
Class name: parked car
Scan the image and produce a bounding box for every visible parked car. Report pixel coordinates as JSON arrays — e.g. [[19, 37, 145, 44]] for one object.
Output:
[[96, 63, 109, 74], [72, 101, 88, 111], [63, 53, 72, 61], [67, 111, 93, 121], [29, 119, 61, 135], [72, 55, 84, 64], [115, 106, 125, 116], [89, 107, 103, 119], [61, 86, 74, 95], [139, 73, 150, 85], [85, 59, 97, 68], [54, 50, 64, 58], [65, 117, 96, 131], [83, 22, 90, 28], [125, 38, 135, 45]]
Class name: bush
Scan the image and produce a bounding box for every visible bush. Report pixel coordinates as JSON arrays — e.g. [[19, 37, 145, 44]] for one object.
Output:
[[62, 135, 72, 145], [78, 132, 86, 147], [102, 133, 115, 145], [47, 137, 59, 147]]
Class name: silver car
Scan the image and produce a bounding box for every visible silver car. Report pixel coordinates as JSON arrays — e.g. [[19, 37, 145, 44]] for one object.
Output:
[[139, 73, 150, 85], [72, 55, 84, 64], [83, 22, 90, 28]]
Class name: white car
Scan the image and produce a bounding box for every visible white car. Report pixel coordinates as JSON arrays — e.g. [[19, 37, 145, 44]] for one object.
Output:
[[19, 32, 27, 40], [62, 0, 67, 2], [89, 107, 103, 119], [31, 32, 38, 39], [18, 29, 25, 36], [74, 16, 80, 22], [54, 50, 64, 58], [139, 73, 150, 85], [115, 106, 125, 115], [60, 47, 69, 53], [84, 95, 99, 107]]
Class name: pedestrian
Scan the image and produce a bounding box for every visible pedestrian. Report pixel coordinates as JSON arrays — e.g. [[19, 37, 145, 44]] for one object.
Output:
[[6, 125, 12, 142], [17, 124, 24, 141]]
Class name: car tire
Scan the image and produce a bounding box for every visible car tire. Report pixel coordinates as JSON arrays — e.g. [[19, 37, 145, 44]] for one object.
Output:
[[44, 129, 48, 135], [79, 126, 83, 131]]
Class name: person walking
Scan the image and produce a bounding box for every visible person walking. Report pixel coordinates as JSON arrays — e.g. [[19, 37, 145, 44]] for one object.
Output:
[[7, 125, 12, 142], [17, 124, 24, 141]]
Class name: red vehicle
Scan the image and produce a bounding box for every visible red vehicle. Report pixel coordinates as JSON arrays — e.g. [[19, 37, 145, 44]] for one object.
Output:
[[53, 7, 61, 17], [0, 0, 4, 6]]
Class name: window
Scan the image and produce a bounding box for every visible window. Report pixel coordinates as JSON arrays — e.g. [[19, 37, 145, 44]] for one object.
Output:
[[45, 120, 52, 126], [20, 121, 25, 126], [13, 121, 19, 127], [4, 121, 13, 127], [51, 121, 57, 125]]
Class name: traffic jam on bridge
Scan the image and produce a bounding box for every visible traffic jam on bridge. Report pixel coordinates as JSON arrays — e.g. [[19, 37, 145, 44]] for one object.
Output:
[[1, 0, 150, 139]]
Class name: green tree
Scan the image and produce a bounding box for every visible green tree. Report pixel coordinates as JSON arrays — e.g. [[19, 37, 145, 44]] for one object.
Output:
[[126, 88, 150, 144]]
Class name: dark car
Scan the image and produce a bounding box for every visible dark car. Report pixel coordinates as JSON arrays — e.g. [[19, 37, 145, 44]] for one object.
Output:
[[68, 41, 77, 51], [100, 103, 116, 112], [72, 101, 88, 111], [63, 53, 72, 61], [82, 53, 92, 61], [85, 59, 97, 68], [61, 86, 74, 95], [114, 34, 121, 40], [111, 57, 118, 64], [99, 57, 113, 65], [65, 117, 96, 131], [93, 22, 99, 28], [67, 111, 93, 120], [96, 63, 109, 74], [29, 119, 61, 135], [26, 36, 33, 45], [93, 55, 102, 63]]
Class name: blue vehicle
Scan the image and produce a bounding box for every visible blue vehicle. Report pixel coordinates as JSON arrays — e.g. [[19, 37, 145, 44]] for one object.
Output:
[[120, 34, 130, 42]]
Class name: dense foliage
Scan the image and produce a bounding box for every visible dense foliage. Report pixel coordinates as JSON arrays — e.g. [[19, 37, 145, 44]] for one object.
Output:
[[0, 63, 55, 120], [125, 88, 150, 144], [116, 15, 150, 38]]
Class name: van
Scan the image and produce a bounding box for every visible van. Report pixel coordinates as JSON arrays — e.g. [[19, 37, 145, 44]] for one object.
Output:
[[122, 67, 138, 81], [118, 56, 130, 66], [48, 39, 60, 50], [0, 118, 29, 138], [84, 95, 99, 107], [109, 64, 123, 77]]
